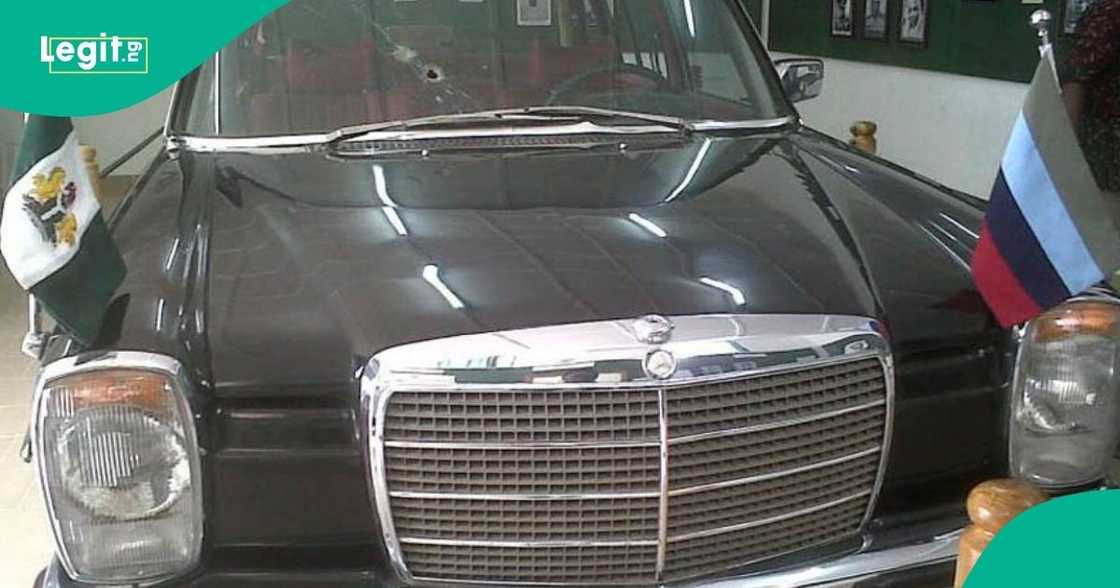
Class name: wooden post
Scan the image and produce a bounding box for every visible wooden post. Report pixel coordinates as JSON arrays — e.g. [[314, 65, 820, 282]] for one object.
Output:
[[557, 0, 576, 48], [849, 121, 878, 154], [954, 479, 1048, 588], [80, 144, 105, 206]]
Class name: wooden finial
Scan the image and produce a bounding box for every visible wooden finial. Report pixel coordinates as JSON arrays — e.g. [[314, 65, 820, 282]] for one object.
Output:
[[79, 144, 105, 205], [849, 120, 878, 154], [954, 479, 1048, 588]]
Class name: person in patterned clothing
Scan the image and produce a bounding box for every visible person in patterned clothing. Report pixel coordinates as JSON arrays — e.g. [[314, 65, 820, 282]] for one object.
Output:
[[1064, 0, 1120, 193]]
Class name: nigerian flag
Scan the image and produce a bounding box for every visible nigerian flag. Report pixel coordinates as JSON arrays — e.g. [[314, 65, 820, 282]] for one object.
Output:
[[1, 116, 125, 345]]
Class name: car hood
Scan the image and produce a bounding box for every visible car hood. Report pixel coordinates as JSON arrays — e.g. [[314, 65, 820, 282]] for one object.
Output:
[[108, 129, 993, 394]]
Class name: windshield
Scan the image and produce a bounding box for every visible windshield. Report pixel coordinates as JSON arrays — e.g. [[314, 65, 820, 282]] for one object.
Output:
[[178, 0, 788, 138]]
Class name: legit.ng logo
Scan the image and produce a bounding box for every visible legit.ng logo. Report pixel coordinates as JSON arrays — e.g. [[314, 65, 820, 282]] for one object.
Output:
[[39, 34, 148, 74]]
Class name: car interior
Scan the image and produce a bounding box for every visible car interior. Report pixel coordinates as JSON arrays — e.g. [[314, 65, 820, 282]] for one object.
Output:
[[209, 0, 769, 137]]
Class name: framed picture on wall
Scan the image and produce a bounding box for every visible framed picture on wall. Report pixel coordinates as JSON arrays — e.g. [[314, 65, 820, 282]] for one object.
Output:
[[517, 0, 553, 26], [899, 0, 929, 45], [862, 0, 888, 40], [1063, 0, 1096, 35], [830, 0, 854, 37]]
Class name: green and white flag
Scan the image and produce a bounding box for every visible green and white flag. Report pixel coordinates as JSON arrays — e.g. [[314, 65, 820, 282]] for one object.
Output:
[[1, 116, 125, 345]]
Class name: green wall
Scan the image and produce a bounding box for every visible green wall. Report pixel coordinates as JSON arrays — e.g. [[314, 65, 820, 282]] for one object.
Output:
[[769, 0, 1071, 83], [743, 0, 763, 25]]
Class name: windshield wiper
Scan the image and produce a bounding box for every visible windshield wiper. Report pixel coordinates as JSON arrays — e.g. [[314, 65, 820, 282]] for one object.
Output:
[[325, 106, 693, 146], [507, 106, 693, 131]]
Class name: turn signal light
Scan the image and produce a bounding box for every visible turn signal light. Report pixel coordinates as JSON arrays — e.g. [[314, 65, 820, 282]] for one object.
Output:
[[1032, 301, 1120, 343]]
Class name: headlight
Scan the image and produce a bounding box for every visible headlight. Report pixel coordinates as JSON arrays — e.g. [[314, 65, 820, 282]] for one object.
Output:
[[32, 352, 203, 584], [1011, 300, 1120, 490]]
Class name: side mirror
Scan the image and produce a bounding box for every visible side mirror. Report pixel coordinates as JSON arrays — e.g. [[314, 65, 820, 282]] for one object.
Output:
[[774, 58, 825, 103]]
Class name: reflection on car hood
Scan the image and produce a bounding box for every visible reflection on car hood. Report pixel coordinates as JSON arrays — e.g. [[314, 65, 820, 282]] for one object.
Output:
[[108, 129, 993, 394]]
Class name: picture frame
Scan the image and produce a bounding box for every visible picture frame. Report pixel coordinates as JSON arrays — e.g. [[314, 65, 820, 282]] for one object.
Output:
[[898, 0, 929, 46], [862, 0, 889, 40], [517, 0, 552, 27], [1063, 0, 1096, 35], [830, 0, 854, 38]]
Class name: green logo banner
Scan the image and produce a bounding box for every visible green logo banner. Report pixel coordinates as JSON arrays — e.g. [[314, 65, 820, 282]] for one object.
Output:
[[1, 0, 288, 115], [965, 490, 1120, 586]]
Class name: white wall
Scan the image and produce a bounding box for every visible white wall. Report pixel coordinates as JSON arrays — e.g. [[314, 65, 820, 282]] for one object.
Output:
[[73, 86, 174, 176], [0, 86, 174, 185], [0, 110, 23, 191], [756, 0, 1028, 198], [773, 53, 1027, 198]]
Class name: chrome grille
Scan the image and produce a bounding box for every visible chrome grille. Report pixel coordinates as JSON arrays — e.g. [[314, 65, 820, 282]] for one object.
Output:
[[667, 407, 885, 489], [663, 499, 869, 582], [666, 452, 881, 536], [401, 543, 661, 585], [665, 359, 888, 438], [392, 496, 662, 542], [385, 444, 662, 494], [385, 389, 662, 443], [373, 355, 890, 585]]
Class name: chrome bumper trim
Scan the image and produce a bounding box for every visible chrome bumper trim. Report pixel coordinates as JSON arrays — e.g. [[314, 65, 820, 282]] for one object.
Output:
[[683, 530, 960, 588], [36, 530, 958, 588]]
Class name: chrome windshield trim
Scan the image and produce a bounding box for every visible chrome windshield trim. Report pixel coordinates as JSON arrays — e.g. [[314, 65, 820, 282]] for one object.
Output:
[[163, 80, 182, 148], [166, 124, 665, 155], [667, 446, 883, 498], [691, 116, 795, 131], [361, 313, 893, 586], [667, 398, 886, 446], [336, 122, 682, 143], [213, 52, 221, 134], [165, 115, 794, 153], [169, 133, 333, 154], [331, 105, 693, 137], [666, 491, 872, 544]]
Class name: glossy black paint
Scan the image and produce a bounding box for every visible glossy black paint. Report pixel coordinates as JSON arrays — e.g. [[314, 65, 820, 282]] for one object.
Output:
[[107, 129, 994, 381], [60, 124, 1007, 585]]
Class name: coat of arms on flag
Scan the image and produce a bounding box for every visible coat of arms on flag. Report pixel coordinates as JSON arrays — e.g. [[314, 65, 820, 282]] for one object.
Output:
[[971, 48, 1120, 328], [0, 116, 125, 346], [22, 167, 80, 247]]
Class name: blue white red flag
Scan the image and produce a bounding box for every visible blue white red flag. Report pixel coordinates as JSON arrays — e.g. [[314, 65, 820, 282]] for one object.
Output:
[[971, 49, 1120, 327]]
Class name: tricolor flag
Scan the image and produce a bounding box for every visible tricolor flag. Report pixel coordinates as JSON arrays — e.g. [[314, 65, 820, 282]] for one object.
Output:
[[0, 116, 125, 345], [971, 49, 1120, 328]]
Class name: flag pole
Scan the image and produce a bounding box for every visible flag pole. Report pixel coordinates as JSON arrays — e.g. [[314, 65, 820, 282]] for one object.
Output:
[[15, 112, 45, 360], [21, 296, 45, 359]]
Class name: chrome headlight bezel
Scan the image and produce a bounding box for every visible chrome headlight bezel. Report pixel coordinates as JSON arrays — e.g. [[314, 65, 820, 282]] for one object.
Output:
[[1009, 296, 1120, 491], [31, 351, 204, 585]]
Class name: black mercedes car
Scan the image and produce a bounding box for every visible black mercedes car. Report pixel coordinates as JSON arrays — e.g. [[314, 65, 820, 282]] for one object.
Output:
[[28, 0, 1120, 586]]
